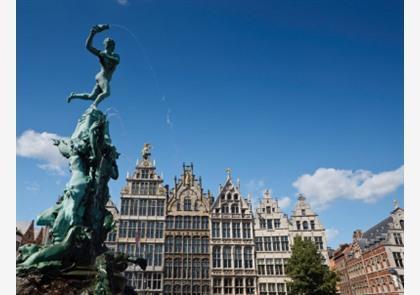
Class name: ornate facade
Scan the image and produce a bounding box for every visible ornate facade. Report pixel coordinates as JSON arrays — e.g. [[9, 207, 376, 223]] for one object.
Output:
[[210, 170, 257, 295], [254, 190, 291, 295], [163, 163, 212, 295], [116, 145, 166, 294], [289, 194, 329, 262]]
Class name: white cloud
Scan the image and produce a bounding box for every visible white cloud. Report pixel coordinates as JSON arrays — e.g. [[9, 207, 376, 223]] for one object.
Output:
[[25, 181, 40, 192], [277, 196, 291, 209], [116, 0, 129, 6], [16, 130, 68, 175], [326, 228, 339, 242], [293, 166, 404, 209]]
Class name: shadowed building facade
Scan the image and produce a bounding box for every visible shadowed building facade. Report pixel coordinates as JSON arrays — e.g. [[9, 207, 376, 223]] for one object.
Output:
[[163, 164, 212, 295], [116, 146, 166, 294], [210, 170, 257, 295]]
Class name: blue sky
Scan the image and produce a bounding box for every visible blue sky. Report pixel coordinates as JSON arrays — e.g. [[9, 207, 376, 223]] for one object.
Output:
[[17, 0, 403, 248]]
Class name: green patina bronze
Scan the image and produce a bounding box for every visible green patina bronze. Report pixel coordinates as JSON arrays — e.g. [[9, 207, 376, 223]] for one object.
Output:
[[16, 25, 146, 294]]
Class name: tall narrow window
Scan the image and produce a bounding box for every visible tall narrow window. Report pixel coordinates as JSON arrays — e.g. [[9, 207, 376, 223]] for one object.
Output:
[[281, 236, 289, 251], [296, 221, 301, 230], [303, 221, 309, 230], [222, 222, 231, 238], [255, 237, 263, 251], [166, 216, 174, 229], [232, 222, 241, 238], [394, 233, 403, 245], [175, 236, 182, 253], [264, 237, 272, 251], [266, 259, 274, 275], [257, 259, 265, 275], [212, 222, 220, 238], [213, 246, 221, 268], [244, 247, 253, 268], [201, 216, 209, 229], [157, 199, 165, 216], [231, 204, 239, 214], [184, 197, 192, 211], [314, 236, 323, 250], [174, 259, 181, 278], [310, 220, 315, 230], [223, 246, 232, 268], [275, 258, 283, 275], [201, 237, 209, 253], [184, 216, 191, 229], [164, 259, 172, 278], [183, 236, 191, 253], [272, 236, 280, 251], [165, 236, 173, 253], [192, 236, 200, 253], [202, 259, 209, 278], [393, 252, 403, 267], [175, 216, 182, 229], [243, 223, 251, 239], [193, 216, 200, 229], [234, 246, 242, 268], [192, 259, 200, 278]]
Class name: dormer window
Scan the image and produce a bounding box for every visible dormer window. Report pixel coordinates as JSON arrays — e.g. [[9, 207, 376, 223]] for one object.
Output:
[[310, 220, 315, 230], [302, 209, 306, 216], [184, 197, 192, 211], [221, 204, 229, 214], [296, 221, 301, 230], [266, 207, 271, 214], [231, 204, 239, 214], [234, 193, 238, 200], [227, 193, 232, 200], [141, 169, 148, 179], [303, 221, 309, 230]]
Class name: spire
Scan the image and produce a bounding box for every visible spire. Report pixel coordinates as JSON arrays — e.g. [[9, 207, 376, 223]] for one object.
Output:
[[225, 168, 232, 180]]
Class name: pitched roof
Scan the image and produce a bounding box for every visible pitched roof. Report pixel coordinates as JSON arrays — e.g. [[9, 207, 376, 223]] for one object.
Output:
[[360, 216, 393, 249], [16, 220, 33, 234]]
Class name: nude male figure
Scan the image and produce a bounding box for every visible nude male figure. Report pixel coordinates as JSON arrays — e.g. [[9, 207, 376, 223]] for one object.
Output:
[[67, 24, 120, 108]]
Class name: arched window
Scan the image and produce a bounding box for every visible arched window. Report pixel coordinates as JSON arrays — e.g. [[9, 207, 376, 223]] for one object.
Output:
[[174, 259, 181, 278], [192, 259, 201, 278], [231, 204, 239, 214], [183, 258, 190, 278], [173, 285, 182, 295], [164, 259, 172, 278], [303, 221, 309, 230], [192, 285, 201, 295], [202, 259, 209, 278], [184, 197, 192, 211], [164, 285, 171, 295], [165, 236, 173, 253], [227, 193, 232, 200], [183, 285, 191, 294]]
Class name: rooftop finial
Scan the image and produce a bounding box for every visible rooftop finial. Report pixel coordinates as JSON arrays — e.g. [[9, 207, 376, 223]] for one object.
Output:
[[393, 199, 399, 210], [264, 189, 270, 199], [225, 168, 232, 180], [298, 193, 306, 201], [142, 143, 152, 160]]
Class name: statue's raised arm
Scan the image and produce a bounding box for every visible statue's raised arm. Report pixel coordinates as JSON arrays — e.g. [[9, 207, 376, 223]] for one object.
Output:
[[68, 24, 119, 108]]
